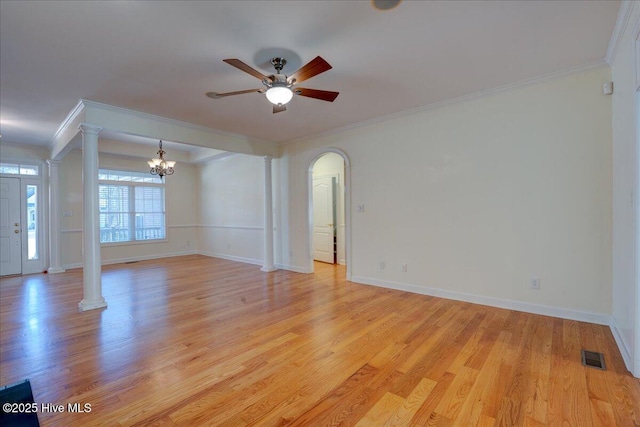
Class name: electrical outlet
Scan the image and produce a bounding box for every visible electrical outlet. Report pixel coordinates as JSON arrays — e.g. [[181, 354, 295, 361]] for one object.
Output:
[[357, 204, 365, 212], [530, 278, 540, 289], [402, 264, 408, 272], [379, 260, 385, 270]]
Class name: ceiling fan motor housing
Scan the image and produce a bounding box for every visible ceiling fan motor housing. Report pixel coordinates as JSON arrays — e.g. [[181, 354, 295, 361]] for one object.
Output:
[[271, 74, 288, 85], [271, 57, 287, 73]]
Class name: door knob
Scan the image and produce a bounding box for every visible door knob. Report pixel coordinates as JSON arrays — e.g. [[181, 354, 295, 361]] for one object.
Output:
[[14, 229, 20, 233], [14, 223, 19, 226]]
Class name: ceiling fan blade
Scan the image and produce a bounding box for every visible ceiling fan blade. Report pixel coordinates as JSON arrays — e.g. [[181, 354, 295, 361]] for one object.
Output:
[[295, 88, 339, 102], [206, 89, 262, 99], [223, 59, 269, 81], [273, 104, 287, 114], [287, 56, 332, 84]]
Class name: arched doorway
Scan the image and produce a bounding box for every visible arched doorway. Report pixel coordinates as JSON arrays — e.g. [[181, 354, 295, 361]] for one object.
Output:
[[307, 149, 351, 280]]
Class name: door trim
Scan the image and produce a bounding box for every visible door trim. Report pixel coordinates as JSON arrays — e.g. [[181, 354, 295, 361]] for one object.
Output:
[[0, 162, 46, 275]]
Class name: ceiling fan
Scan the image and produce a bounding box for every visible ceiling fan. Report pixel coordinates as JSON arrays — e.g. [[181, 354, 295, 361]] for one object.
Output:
[[206, 56, 339, 114]]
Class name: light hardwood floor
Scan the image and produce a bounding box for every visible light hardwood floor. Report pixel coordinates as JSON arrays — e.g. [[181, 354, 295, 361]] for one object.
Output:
[[1, 255, 638, 426]]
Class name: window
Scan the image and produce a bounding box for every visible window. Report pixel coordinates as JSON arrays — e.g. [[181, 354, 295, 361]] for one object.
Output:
[[27, 185, 39, 260], [0, 162, 39, 176], [99, 169, 166, 244]]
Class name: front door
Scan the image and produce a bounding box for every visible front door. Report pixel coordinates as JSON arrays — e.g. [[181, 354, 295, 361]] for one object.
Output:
[[313, 175, 336, 263], [0, 177, 22, 276]]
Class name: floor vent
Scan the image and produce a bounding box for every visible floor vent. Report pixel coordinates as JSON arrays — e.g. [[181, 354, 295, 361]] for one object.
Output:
[[581, 349, 606, 370]]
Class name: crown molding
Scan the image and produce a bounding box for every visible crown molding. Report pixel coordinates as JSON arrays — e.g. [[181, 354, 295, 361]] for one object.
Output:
[[50, 100, 87, 160], [80, 99, 272, 147], [285, 61, 608, 146], [606, 1, 635, 65], [50, 100, 86, 146]]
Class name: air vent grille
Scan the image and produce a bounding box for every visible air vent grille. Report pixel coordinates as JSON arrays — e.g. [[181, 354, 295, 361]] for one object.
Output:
[[581, 349, 606, 370]]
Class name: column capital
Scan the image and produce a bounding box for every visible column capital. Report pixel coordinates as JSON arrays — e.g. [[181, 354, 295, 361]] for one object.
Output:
[[263, 155, 273, 162], [46, 159, 62, 167], [78, 123, 102, 135]]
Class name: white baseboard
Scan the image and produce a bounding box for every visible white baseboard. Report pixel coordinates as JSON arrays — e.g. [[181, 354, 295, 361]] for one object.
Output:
[[63, 262, 83, 270], [196, 250, 263, 266], [275, 264, 311, 274], [351, 275, 612, 326], [103, 250, 199, 266], [67, 254, 308, 273], [610, 316, 635, 375], [63, 250, 198, 270]]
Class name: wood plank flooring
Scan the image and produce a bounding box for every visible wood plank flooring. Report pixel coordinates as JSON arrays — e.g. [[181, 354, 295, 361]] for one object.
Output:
[[1, 255, 638, 426]]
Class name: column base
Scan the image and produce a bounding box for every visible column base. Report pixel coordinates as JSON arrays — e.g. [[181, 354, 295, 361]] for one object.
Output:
[[47, 267, 66, 274], [78, 298, 107, 312], [261, 265, 278, 273]]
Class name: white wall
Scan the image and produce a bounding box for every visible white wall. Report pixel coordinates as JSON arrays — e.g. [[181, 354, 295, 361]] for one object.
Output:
[[198, 154, 265, 265], [312, 152, 346, 265], [278, 66, 613, 323], [0, 142, 50, 162], [610, 1, 640, 376], [59, 149, 199, 268]]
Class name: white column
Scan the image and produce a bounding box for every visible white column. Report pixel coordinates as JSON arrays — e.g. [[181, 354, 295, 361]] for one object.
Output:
[[46, 160, 65, 274], [261, 156, 277, 272], [78, 124, 107, 312]]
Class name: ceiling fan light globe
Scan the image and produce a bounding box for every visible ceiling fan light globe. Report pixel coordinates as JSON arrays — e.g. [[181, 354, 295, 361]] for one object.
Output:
[[266, 86, 293, 105]]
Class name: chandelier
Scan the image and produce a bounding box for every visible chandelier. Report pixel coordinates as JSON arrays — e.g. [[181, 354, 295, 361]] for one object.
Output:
[[147, 140, 176, 178]]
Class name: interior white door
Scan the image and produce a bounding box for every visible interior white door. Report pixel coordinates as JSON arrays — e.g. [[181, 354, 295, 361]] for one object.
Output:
[[0, 177, 22, 276], [313, 175, 336, 263]]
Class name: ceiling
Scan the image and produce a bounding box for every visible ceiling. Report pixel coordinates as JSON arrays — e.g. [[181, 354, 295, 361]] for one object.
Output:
[[0, 0, 622, 152]]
